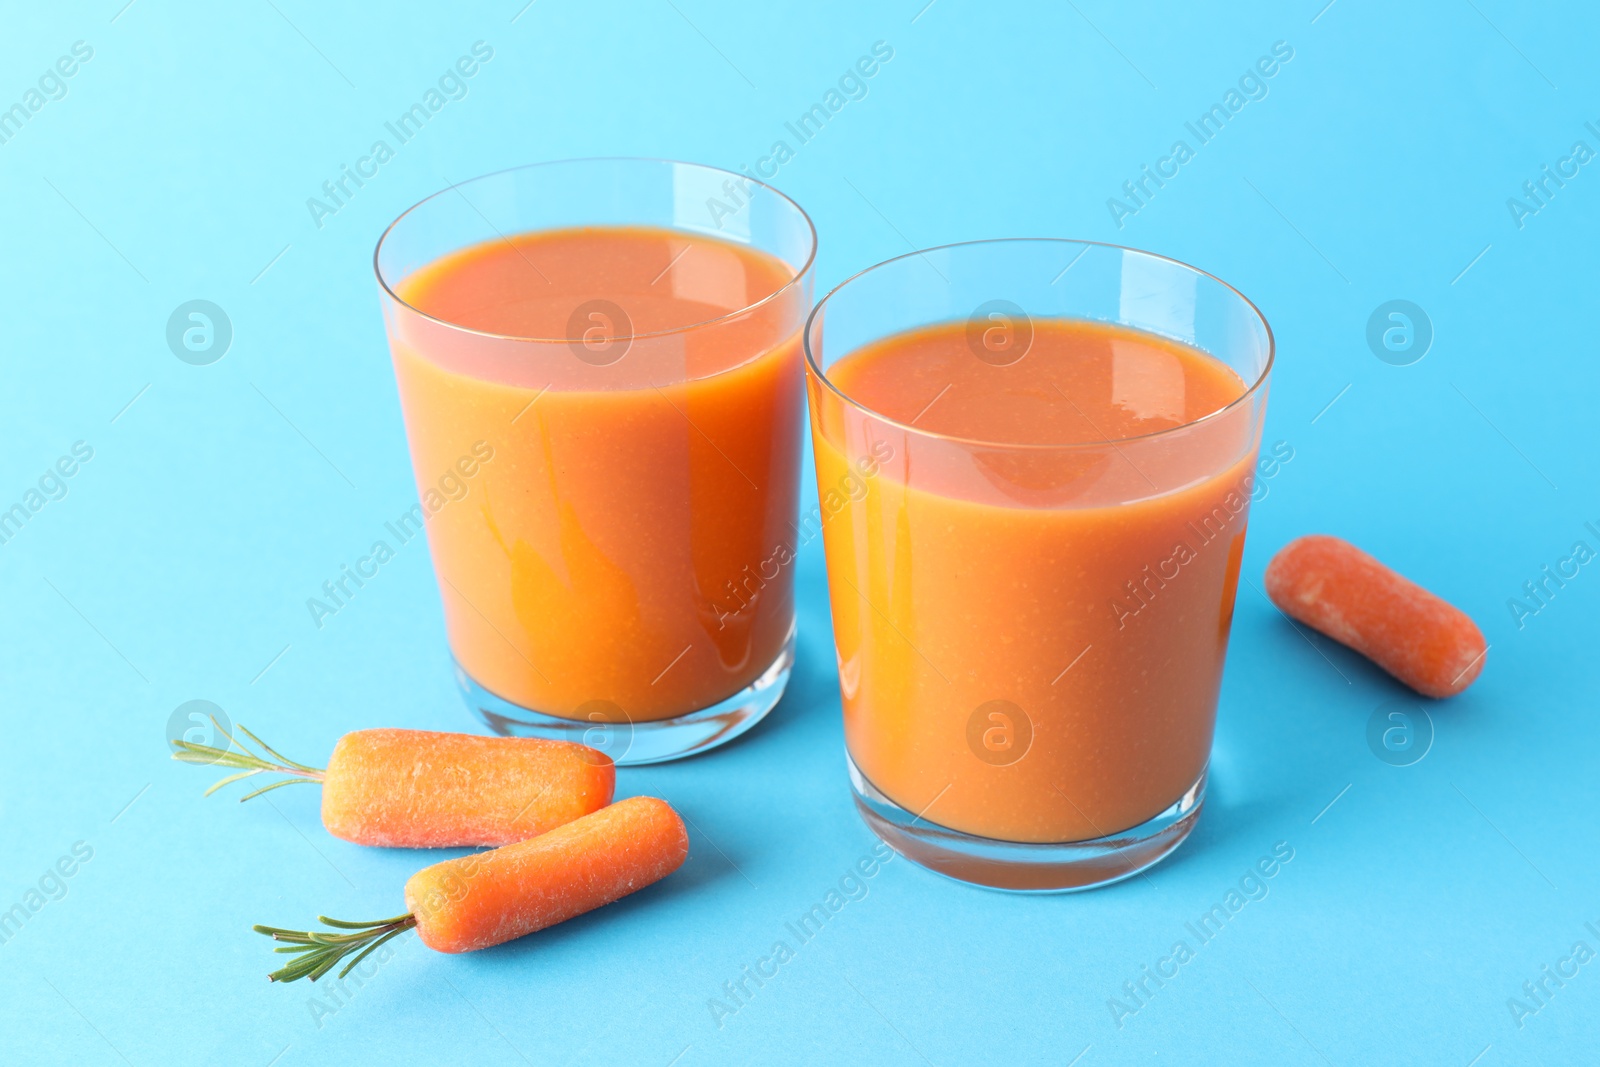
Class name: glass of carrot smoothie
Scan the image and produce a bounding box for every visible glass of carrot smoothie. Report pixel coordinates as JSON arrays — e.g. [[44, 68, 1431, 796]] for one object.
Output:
[[375, 160, 815, 763], [805, 240, 1272, 889]]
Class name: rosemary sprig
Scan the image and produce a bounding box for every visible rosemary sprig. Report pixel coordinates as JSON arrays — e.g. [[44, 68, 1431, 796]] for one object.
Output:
[[254, 914, 417, 982], [170, 717, 325, 800]]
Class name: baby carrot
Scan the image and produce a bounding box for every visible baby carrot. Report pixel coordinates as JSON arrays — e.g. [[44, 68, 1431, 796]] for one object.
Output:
[[1264, 534, 1487, 698], [172, 724, 614, 848], [255, 797, 689, 980]]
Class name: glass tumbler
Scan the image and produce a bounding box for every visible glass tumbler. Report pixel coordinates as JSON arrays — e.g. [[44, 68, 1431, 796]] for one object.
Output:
[[375, 159, 816, 763], [804, 239, 1272, 889]]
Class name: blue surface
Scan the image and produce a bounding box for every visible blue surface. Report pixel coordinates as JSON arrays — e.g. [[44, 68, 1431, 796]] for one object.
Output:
[[1, 1, 1596, 1064]]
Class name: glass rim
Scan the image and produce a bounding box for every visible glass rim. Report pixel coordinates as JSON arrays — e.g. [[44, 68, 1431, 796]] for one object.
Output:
[[803, 237, 1276, 453], [372, 156, 818, 344]]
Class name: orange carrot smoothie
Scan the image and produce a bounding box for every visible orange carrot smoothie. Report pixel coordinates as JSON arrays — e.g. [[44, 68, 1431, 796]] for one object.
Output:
[[384, 225, 806, 723], [810, 318, 1262, 844]]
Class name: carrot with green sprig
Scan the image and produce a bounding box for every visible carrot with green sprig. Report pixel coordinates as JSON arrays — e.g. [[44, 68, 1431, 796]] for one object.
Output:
[[172, 722, 614, 848], [256, 796, 689, 981]]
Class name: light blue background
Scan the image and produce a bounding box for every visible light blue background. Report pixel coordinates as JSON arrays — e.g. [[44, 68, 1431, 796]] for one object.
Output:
[[2, 1, 1596, 1063]]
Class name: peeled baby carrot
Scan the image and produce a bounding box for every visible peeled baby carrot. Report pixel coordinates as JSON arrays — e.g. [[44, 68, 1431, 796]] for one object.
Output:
[[405, 795, 689, 952], [172, 724, 614, 848], [254, 796, 689, 980], [1264, 534, 1486, 698]]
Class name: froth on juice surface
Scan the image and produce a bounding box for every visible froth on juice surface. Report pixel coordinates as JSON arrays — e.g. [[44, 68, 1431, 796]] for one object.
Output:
[[387, 226, 803, 722], [810, 319, 1260, 843]]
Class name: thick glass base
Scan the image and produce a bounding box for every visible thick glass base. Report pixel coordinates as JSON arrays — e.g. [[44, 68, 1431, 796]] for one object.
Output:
[[457, 631, 794, 765], [848, 755, 1206, 892]]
